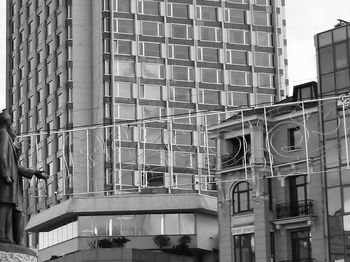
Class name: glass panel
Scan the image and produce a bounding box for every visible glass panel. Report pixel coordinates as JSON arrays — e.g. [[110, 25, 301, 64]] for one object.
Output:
[[120, 147, 136, 164], [319, 46, 334, 75], [318, 31, 332, 47], [328, 215, 343, 236], [135, 215, 150, 235], [172, 3, 188, 18], [325, 139, 339, 168], [335, 42, 348, 69], [79, 216, 93, 236], [179, 214, 195, 234], [93, 216, 107, 236], [165, 214, 179, 234], [333, 26, 347, 42], [336, 69, 350, 90], [150, 214, 163, 235], [111, 216, 122, 235], [326, 168, 340, 187], [121, 215, 136, 235], [343, 187, 350, 213], [320, 73, 335, 94], [328, 187, 342, 215]]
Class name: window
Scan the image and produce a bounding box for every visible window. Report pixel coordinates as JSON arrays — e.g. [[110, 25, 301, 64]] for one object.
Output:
[[169, 45, 190, 60], [174, 151, 196, 168], [141, 21, 163, 37], [228, 92, 249, 107], [142, 106, 165, 119], [196, 6, 217, 21], [114, 0, 130, 12], [172, 66, 194, 81], [117, 125, 134, 141], [174, 130, 192, 145], [253, 11, 271, 26], [172, 108, 194, 124], [226, 50, 247, 65], [170, 87, 191, 102], [138, 0, 160, 15], [142, 172, 164, 186], [230, 71, 251, 86], [319, 46, 334, 75], [234, 234, 255, 262], [259, 73, 274, 88], [114, 19, 134, 34], [199, 89, 220, 104], [142, 63, 165, 79], [225, 9, 245, 24], [201, 68, 222, 84], [256, 94, 273, 105], [255, 0, 270, 6], [256, 31, 273, 47], [198, 47, 219, 62], [120, 148, 136, 163], [47, 22, 52, 37], [335, 42, 348, 69], [171, 24, 192, 39], [233, 182, 253, 213], [114, 61, 135, 77], [140, 85, 162, 100], [115, 82, 133, 98], [114, 40, 132, 55], [228, 29, 250, 44], [144, 151, 163, 166], [255, 52, 274, 67], [167, 3, 189, 18], [139, 42, 161, 57], [141, 128, 163, 144], [200, 27, 221, 42], [288, 127, 302, 150], [114, 104, 136, 119]]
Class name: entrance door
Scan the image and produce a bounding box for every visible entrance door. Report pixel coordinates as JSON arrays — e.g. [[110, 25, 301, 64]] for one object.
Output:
[[291, 230, 311, 261]]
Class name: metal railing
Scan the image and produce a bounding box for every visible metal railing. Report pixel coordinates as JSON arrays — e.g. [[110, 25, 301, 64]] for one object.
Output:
[[275, 199, 314, 219], [279, 258, 315, 262]]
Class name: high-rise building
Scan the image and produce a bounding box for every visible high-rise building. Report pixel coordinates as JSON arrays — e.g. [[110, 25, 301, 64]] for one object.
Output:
[[6, 0, 288, 260], [315, 21, 350, 261]]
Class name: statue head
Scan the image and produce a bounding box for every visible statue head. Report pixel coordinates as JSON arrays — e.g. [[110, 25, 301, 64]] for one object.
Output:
[[0, 110, 11, 128]]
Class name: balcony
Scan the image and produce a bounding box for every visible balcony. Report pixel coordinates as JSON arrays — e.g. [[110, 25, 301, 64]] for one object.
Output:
[[275, 199, 314, 219], [221, 153, 245, 168], [279, 259, 316, 262]]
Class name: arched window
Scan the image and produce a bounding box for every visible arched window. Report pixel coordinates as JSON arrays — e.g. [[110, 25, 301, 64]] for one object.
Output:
[[233, 182, 253, 214]]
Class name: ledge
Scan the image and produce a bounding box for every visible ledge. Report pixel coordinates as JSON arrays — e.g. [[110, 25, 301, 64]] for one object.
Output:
[[26, 193, 217, 232]]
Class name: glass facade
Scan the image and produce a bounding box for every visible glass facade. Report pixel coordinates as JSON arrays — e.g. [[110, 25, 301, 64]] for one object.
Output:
[[38, 213, 195, 250], [316, 23, 350, 260]]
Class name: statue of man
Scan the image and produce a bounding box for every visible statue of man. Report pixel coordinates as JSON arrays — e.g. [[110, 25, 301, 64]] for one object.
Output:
[[0, 110, 48, 245]]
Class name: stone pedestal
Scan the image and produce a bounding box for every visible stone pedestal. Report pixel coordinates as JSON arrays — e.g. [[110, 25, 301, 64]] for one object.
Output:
[[0, 242, 37, 262]]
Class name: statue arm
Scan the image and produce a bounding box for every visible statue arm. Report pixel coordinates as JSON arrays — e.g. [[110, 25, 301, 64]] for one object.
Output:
[[0, 129, 10, 181], [18, 166, 35, 179]]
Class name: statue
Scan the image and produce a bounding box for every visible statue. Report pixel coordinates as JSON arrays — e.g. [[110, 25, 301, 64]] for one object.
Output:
[[0, 111, 49, 245]]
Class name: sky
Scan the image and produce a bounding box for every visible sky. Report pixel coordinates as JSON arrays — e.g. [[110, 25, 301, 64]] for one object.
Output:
[[0, 1, 350, 111]]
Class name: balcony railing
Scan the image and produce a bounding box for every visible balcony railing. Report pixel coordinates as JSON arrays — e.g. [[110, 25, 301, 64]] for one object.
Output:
[[221, 153, 245, 168], [275, 199, 314, 219], [280, 258, 315, 262]]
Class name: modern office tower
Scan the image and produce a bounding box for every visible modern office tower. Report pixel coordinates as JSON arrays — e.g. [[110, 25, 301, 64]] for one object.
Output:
[[6, 0, 288, 259], [315, 21, 350, 261]]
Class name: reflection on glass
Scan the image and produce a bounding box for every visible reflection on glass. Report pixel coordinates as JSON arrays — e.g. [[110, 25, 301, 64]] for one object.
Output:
[[121, 215, 135, 235], [93, 216, 107, 236], [327, 187, 342, 215], [165, 214, 179, 234], [326, 169, 340, 187], [136, 215, 150, 235], [179, 214, 195, 234], [150, 214, 163, 235], [343, 187, 350, 213], [78, 216, 93, 236]]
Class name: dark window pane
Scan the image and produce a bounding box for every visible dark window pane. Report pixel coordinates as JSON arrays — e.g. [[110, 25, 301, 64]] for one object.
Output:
[[335, 42, 348, 69], [319, 46, 334, 75], [336, 69, 350, 90], [320, 73, 335, 94], [343, 187, 350, 213], [327, 187, 342, 215]]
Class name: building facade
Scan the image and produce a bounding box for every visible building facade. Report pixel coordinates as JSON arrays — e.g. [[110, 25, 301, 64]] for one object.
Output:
[[210, 82, 329, 262], [315, 21, 350, 261], [6, 0, 288, 260]]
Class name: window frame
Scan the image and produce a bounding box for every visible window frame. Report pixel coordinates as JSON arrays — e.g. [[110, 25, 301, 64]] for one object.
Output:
[[232, 182, 254, 214]]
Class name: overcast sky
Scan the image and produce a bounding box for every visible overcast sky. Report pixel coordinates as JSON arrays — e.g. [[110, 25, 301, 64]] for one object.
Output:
[[0, 1, 350, 111]]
